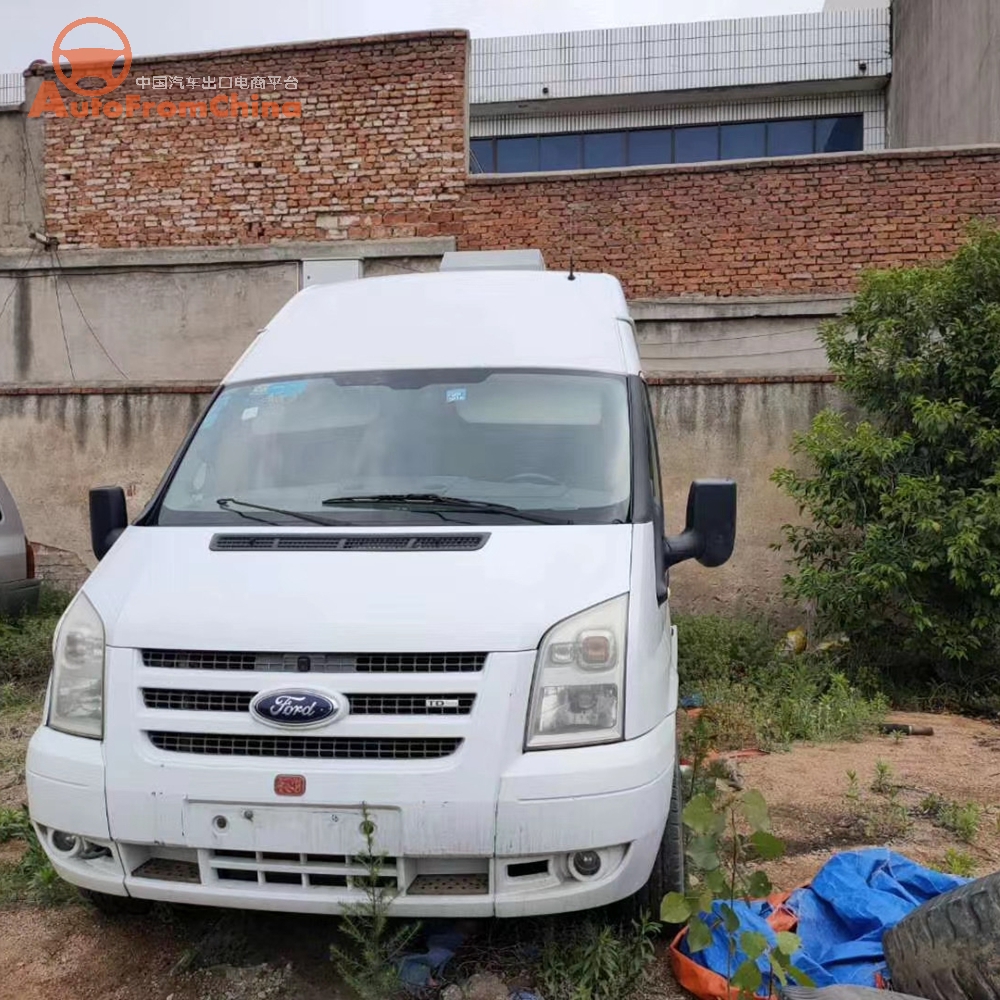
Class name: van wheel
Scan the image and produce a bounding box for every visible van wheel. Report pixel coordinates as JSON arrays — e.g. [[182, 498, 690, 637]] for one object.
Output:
[[80, 888, 152, 917], [617, 760, 685, 925]]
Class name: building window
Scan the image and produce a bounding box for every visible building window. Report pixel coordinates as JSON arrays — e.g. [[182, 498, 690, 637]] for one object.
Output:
[[470, 114, 865, 174]]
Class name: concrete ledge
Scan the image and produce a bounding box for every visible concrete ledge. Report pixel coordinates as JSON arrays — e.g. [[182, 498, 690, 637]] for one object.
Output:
[[0, 237, 456, 272], [0, 376, 838, 392], [630, 295, 851, 322], [644, 372, 836, 385], [466, 143, 1000, 185], [0, 382, 217, 395]]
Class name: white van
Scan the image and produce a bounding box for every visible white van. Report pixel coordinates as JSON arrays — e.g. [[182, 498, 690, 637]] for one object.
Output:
[[27, 259, 735, 919]]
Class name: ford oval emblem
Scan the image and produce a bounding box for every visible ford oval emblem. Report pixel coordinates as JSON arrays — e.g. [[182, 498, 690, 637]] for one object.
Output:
[[251, 689, 342, 729]]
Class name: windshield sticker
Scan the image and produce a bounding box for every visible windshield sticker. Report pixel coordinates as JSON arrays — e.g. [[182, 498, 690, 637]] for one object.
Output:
[[241, 406, 259, 421], [253, 380, 309, 400], [446, 388, 467, 403]]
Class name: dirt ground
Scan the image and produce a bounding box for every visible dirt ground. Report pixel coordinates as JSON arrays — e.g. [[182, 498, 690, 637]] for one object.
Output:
[[0, 710, 996, 1000]]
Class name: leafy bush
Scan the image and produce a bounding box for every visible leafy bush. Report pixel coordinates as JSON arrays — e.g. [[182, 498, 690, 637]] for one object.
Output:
[[773, 225, 1000, 681]]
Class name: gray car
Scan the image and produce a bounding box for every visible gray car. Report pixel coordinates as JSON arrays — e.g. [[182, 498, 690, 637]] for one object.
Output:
[[0, 475, 39, 616]]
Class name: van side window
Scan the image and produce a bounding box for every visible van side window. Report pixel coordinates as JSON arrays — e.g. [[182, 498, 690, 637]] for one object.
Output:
[[642, 384, 662, 506]]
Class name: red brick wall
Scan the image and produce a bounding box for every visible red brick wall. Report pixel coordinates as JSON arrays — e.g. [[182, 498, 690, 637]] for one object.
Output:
[[460, 152, 1000, 298], [30, 29, 1000, 297], [36, 32, 468, 248]]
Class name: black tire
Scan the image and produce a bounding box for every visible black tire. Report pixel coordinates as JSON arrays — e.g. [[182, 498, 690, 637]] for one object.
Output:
[[883, 871, 1000, 1000], [79, 888, 152, 917], [618, 760, 685, 924]]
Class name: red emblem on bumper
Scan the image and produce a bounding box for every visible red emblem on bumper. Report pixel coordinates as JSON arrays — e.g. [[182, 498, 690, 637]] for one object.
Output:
[[274, 774, 306, 796]]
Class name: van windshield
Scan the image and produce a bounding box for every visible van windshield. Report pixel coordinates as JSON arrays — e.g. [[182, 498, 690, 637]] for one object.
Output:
[[156, 369, 632, 527]]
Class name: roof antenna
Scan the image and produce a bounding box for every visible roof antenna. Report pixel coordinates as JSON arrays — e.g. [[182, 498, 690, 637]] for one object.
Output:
[[567, 203, 577, 281]]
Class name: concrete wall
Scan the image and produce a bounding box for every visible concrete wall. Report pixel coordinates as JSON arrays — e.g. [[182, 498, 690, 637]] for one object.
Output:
[[651, 376, 840, 615], [0, 377, 838, 609], [0, 262, 298, 382], [0, 239, 456, 383], [0, 107, 42, 250], [0, 387, 212, 584], [889, 0, 1000, 147]]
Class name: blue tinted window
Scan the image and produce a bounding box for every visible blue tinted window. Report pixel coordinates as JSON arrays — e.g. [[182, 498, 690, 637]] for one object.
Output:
[[470, 139, 494, 173], [540, 133, 582, 171], [674, 126, 719, 163], [583, 131, 627, 169], [816, 115, 864, 153], [720, 122, 766, 160], [497, 137, 539, 173], [767, 119, 815, 157], [628, 129, 672, 166]]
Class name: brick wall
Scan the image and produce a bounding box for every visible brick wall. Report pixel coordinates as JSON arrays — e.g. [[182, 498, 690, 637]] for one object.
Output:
[[460, 151, 1000, 298], [27, 30, 1000, 297], [36, 32, 468, 248]]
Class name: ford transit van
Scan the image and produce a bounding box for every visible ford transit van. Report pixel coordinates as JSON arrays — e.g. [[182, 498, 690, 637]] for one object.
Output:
[[27, 262, 735, 918]]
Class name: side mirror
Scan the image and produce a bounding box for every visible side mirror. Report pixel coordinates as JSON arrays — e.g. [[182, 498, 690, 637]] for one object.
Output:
[[90, 486, 128, 561], [663, 479, 737, 569]]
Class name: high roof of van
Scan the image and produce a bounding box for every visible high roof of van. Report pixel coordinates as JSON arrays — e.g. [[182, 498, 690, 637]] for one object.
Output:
[[225, 270, 639, 383]]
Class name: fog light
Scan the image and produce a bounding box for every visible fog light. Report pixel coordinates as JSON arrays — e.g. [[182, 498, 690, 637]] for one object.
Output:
[[569, 850, 602, 880], [49, 830, 82, 858]]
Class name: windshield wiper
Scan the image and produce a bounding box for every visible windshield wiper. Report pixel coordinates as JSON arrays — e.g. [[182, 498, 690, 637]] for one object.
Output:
[[320, 493, 566, 525], [217, 497, 343, 527]]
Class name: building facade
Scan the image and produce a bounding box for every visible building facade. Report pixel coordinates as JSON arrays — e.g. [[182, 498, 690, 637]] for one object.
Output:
[[0, 3, 997, 606]]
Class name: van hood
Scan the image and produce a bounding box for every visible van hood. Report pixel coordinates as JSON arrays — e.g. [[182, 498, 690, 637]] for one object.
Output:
[[85, 525, 633, 652]]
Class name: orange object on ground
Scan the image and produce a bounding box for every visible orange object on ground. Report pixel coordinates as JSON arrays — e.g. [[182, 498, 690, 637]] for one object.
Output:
[[669, 890, 797, 1000]]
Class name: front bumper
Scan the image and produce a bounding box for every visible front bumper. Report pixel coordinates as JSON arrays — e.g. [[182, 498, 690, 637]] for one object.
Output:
[[27, 713, 676, 917]]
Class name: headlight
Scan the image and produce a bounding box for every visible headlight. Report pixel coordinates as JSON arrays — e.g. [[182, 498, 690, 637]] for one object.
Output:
[[526, 594, 628, 750], [49, 593, 105, 739]]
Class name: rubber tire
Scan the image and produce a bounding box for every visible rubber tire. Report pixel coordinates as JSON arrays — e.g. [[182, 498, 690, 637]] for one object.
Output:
[[79, 888, 152, 917], [618, 760, 685, 924], [883, 871, 1000, 1000]]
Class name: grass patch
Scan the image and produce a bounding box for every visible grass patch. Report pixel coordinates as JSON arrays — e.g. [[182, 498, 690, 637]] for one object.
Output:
[[936, 848, 976, 878], [676, 615, 887, 753], [535, 916, 660, 1000], [0, 806, 75, 906], [919, 794, 982, 844], [845, 765, 911, 842], [0, 587, 69, 687]]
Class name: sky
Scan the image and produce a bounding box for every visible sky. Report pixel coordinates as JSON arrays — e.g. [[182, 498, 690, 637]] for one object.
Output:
[[1, 0, 824, 73]]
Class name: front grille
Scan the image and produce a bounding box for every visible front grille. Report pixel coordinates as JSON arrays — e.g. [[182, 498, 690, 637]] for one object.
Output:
[[143, 689, 255, 712], [132, 858, 201, 883], [143, 689, 475, 716], [355, 653, 485, 673], [142, 650, 487, 674], [210, 533, 488, 552], [408, 873, 489, 896], [148, 732, 461, 759], [207, 850, 398, 891], [348, 694, 474, 715]]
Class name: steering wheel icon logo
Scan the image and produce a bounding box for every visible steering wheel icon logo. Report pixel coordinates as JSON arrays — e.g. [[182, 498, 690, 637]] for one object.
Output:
[[53, 18, 132, 97]]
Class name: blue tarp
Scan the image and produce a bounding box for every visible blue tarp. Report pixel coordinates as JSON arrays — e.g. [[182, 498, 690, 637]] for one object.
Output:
[[679, 849, 967, 996]]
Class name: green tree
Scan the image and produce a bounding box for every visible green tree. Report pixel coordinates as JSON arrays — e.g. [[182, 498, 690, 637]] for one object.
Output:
[[773, 225, 1000, 669]]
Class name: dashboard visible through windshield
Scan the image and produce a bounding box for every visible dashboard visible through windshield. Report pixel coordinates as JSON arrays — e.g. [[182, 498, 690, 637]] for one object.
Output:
[[155, 369, 633, 527]]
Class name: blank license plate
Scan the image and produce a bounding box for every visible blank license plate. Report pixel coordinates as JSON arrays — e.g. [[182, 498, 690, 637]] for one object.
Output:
[[184, 802, 402, 854]]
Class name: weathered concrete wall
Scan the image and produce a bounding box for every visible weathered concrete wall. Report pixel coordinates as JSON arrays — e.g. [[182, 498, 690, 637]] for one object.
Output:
[[889, 0, 1000, 148], [0, 263, 298, 382], [0, 388, 212, 581], [632, 296, 847, 375], [0, 378, 838, 607], [0, 239, 456, 383], [0, 106, 42, 249], [650, 377, 842, 615]]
